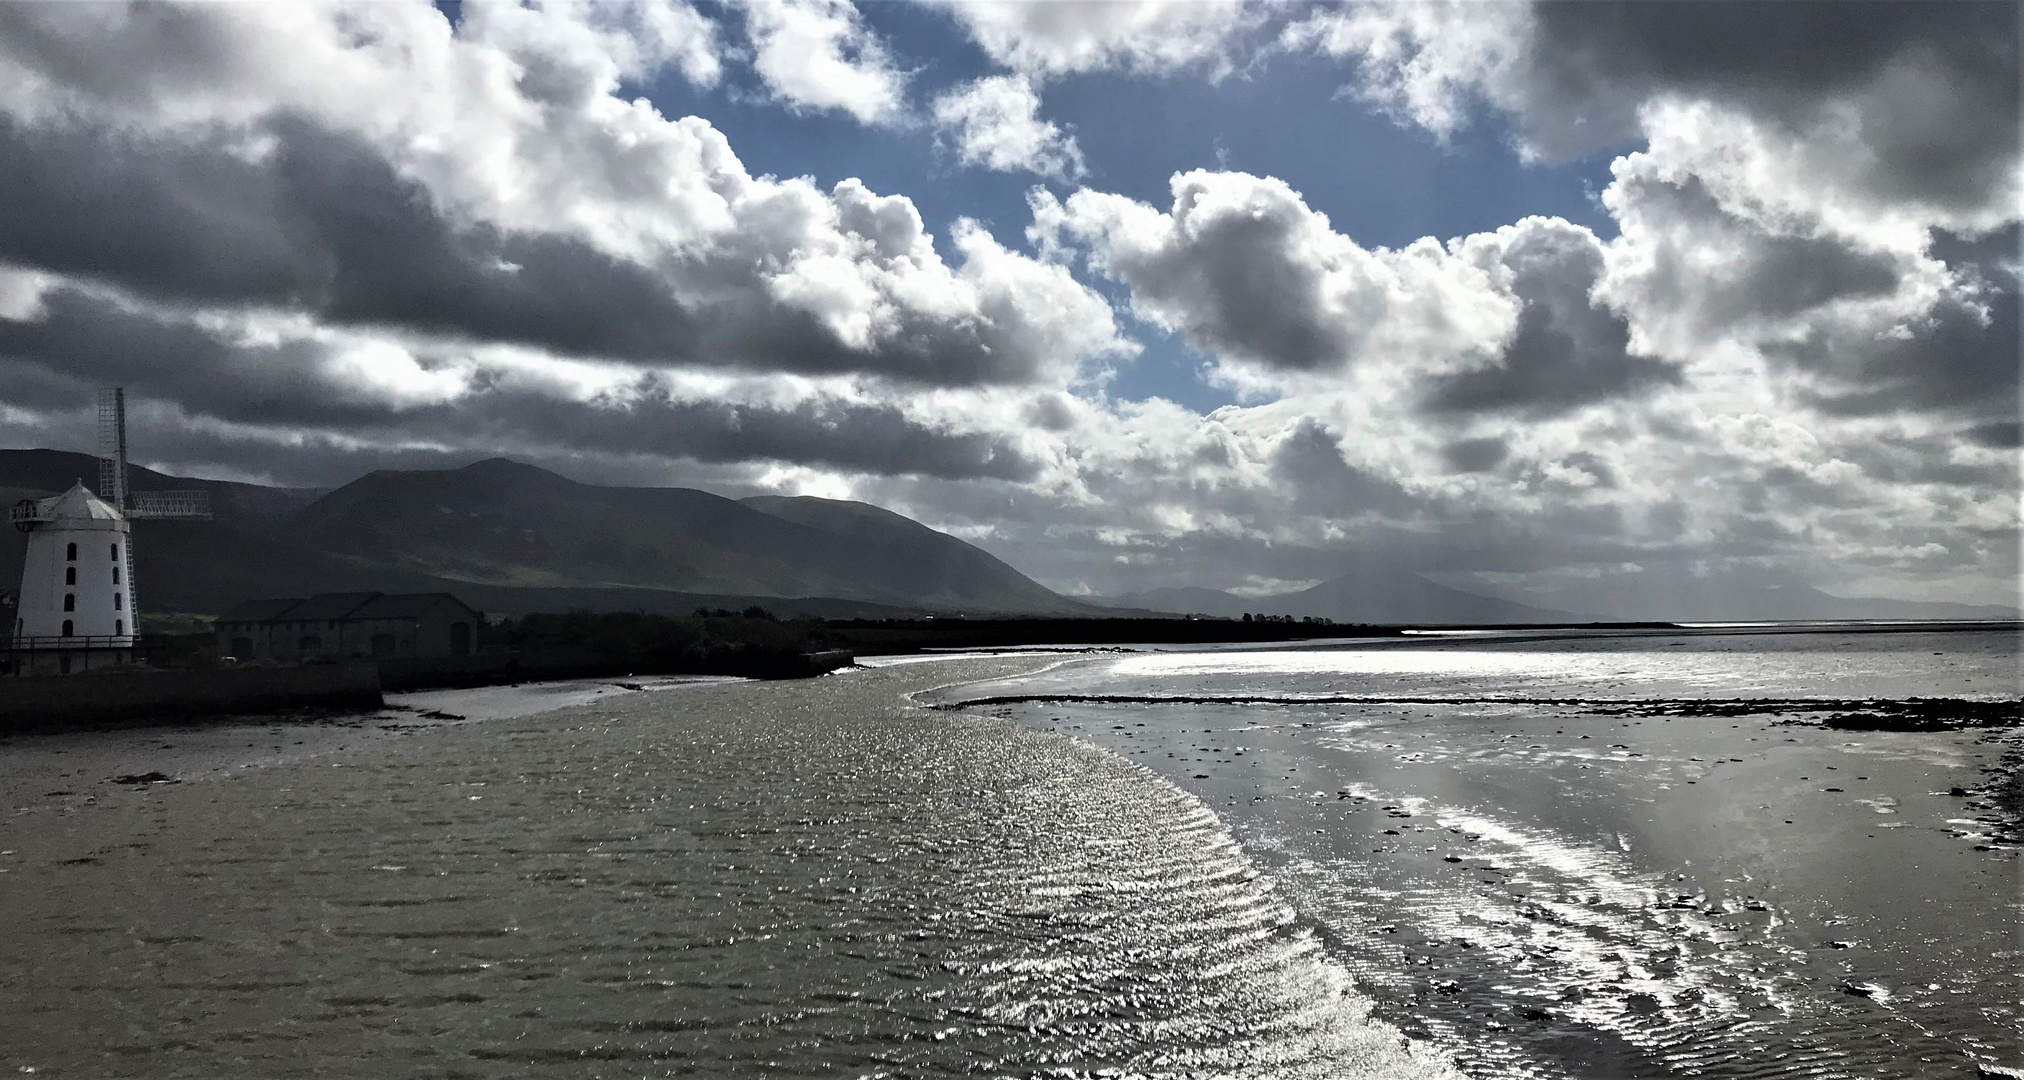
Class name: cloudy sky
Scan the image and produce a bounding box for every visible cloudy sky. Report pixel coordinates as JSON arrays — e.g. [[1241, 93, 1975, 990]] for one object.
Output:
[[0, 0, 2015, 608]]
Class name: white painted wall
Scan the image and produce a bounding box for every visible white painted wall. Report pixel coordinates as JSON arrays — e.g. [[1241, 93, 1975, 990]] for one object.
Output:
[[13, 487, 135, 645]]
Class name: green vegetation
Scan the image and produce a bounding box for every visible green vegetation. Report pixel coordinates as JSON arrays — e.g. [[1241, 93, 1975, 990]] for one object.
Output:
[[138, 612, 217, 636], [138, 631, 223, 670]]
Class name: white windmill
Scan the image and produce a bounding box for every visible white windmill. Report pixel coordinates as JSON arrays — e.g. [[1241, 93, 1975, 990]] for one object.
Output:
[[8, 388, 212, 674]]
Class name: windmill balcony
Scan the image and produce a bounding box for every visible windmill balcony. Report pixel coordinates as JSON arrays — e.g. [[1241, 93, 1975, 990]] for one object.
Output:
[[8, 634, 137, 651], [9, 498, 56, 526]]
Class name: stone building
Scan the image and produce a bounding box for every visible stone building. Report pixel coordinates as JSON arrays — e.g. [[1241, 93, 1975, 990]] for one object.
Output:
[[217, 592, 481, 661]]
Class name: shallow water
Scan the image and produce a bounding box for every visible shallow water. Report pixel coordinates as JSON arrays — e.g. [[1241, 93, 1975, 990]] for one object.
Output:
[[0, 659, 1459, 1079], [941, 628, 2023, 1078]]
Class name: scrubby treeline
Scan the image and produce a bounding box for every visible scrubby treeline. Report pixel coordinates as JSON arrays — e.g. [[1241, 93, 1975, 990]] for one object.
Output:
[[482, 609, 843, 678]]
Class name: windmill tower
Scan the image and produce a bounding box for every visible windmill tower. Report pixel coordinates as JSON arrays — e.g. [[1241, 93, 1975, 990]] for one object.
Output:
[[7, 388, 212, 674]]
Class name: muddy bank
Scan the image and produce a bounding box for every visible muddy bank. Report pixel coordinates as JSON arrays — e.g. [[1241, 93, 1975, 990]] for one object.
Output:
[[939, 693, 2022, 730], [0, 675, 730, 809]]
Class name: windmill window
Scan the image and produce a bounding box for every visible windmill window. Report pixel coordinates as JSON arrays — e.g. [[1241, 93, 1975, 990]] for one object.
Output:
[[112, 567, 119, 584], [110, 544, 119, 561], [113, 593, 122, 610], [64, 567, 75, 585], [61, 620, 73, 637], [66, 543, 76, 561], [63, 594, 74, 612]]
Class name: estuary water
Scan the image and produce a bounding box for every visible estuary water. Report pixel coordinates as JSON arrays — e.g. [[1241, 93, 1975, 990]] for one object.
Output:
[[0, 658, 1460, 1079], [2, 637, 2014, 1078], [933, 625, 2023, 1079]]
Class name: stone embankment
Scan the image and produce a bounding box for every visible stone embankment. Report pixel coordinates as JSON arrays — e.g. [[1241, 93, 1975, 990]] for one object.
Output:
[[0, 663, 382, 729]]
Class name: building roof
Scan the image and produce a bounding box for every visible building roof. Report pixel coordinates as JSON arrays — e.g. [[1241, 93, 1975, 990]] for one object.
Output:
[[218, 592, 481, 626], [348, 592, 481, 620], [218, 597, 305, 623], [43, 482, 123, 522], [271, 592, 382, 622]]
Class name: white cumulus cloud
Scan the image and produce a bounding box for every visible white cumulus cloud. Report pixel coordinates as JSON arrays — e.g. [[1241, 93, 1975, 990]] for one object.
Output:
[[1032, 170, 1519, 385], [739, 0, 907, 124], [931, 74, 1085, 181], [935, 0, 1260, 78]]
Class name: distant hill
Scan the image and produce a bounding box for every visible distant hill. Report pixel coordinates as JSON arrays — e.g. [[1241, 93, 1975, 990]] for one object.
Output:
[[1462, 572, 2022, 622], [1103, 572, 2020, 624], [0, 452, 1091, 618], [291, 458, 1084, 613], [1255, 575, 1584, 624], [1097, 586, 1258, 619], [1097, 575, 1582, 625]]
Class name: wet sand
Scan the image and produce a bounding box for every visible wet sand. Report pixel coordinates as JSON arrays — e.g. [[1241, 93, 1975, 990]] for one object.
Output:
[[0, 675, 733, 808], [0, 659, 1460, 1079], [939, 631, 2022, 1079]]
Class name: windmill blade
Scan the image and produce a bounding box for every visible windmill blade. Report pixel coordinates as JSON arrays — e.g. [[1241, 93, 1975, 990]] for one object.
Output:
[[126, 490, 212, 520], [96, 386, 128, 511]]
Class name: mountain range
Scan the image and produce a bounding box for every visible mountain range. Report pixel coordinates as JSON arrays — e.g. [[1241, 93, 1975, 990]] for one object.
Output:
[[0, 451, 1087, 619], [0, 450, 2011, 624], [1092, 573, 2018, 623], [1093, 580, 1582, 624]]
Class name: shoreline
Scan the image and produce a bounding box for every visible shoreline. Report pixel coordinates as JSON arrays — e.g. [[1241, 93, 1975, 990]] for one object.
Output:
[[0, 673, 735, 810]]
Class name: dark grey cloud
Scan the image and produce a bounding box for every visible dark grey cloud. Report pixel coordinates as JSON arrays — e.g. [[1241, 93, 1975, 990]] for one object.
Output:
[[1106, 189, 1356, 372], [0, 3, 268, 116], [0, 286, 412, 427], [1440, 436, 1508, 474], [1775, 285, 2020, 419], [470, 386, 1041, 483], [1601, 150, 2014, 423], [0, 111, 1078, 386], [1048, 173, 1516, 380], [1760, 224, 2021, 420], [1612, 173, 1906, 329], [1269, 419, 1414, 517], [1964, 420, 2021, 450], [0, 287, 1037, 483], [935, 483, 1670, 598], [1838, 431, 2019, 490], [0, 113, 704, 359], [1428, 218, 1677, 416], [1516, 1, 2019, 217]]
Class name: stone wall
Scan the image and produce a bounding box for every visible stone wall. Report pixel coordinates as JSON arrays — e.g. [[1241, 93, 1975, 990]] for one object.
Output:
[[0, 662, 382, 728]]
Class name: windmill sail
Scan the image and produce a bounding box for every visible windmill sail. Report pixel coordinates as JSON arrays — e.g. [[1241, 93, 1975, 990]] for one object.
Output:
[[95, 387, 212, 520], [89, 387, 211, 626], [127, 490, 212, 519], [96, 386, 127, 510]]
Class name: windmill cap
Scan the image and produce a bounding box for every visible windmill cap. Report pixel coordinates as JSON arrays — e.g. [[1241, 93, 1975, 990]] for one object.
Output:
[[39, 482, 128, 527]]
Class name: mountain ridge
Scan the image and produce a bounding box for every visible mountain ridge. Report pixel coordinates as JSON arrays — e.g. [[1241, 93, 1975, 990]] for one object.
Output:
[[1097, 576, 2018, 623], [0, 451, 1090, 617], [2, 450, 2010, 624], [1095, 577, 1586, 624]]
